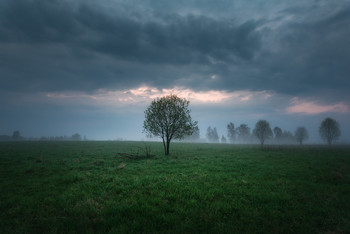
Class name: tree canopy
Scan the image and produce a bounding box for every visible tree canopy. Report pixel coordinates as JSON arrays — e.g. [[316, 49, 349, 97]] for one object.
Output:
[[143, 94, 197, 155], [253, 120, 272, 147], [319, 117, 341, 145], [227, 122, 235, 143], [236, 124, 251, 142], [207, 126, 219, 142], [273, 127, 282, 140], [295, 127, 308, 145]]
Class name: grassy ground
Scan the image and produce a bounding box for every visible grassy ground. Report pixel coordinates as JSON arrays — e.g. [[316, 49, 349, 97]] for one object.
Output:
[[0, 141, 349, 233]]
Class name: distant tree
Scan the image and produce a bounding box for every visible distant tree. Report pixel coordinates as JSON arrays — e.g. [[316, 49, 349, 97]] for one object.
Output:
[[280, 130, 295, 144], [206, 126, 212, 141], [227, 122, 235, 143], [253, 120, 272, 147], [184, 126, 200, 142], [0, 134, 12, 141], [206, 126, 219, 142], [236, 124, 250, 142], [71, 133, 82, 141], [221, 135, 227, 143], [295, 127, 308, 145], [273, 127, 283, 140], [12, 130, 21, 140], [212, 127, 219, 142], [143, 94, 198, 155], [283, 131, 293, 138], [319, 117, 341, 145]]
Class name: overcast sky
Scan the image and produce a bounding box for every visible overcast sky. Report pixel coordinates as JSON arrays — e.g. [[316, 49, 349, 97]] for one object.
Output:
[[1, 0, 349, 142]]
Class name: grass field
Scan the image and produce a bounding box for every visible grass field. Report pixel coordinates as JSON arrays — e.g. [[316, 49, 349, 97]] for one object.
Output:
[[1, 141, 350, 233]]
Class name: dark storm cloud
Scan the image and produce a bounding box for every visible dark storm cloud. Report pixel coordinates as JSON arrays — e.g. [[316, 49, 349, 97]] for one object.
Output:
[[200, 3, 350, 101], [255, 6, 350, 97], [81, 12, 261, 63], [0, 0, 79, 43], [0, 0, 350, 103], [0, 0, 262, 92]]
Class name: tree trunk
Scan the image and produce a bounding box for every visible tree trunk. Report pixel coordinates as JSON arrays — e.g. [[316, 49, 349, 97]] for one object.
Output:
[[328, 138, 332, 145], [166, 140, 170, 155], [260, 139, 264, 148], [162, 138, 167, 155]]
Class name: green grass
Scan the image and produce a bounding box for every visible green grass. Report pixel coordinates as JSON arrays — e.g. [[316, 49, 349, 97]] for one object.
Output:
[[1, 141, 350, 233]]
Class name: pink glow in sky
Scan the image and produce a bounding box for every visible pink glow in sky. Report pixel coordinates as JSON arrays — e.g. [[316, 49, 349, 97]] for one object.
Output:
[[286, 98, 350, 115], [45, 86, 273, 107]]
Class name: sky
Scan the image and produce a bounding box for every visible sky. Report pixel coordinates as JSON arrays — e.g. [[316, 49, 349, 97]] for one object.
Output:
[[1, 0, 350, 143]]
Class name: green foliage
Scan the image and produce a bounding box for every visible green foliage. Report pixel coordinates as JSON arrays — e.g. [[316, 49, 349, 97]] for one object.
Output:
[[143, 94, 197, 155], [1, 141, 350, 233]]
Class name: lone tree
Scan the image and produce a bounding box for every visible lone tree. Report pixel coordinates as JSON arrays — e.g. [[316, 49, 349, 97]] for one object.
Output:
[[295, 127, 308, 145], [253, 120, 272, 147], [319, 117, 341, 145], [143, 94, 198, 155]]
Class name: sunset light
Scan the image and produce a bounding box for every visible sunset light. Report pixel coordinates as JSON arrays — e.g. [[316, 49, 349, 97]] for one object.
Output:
[[1, 1, 350, 233], [286, 98, 350, 115]]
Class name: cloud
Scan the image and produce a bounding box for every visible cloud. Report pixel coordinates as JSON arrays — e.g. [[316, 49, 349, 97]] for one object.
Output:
[[286, 98, 350, 115], [0, 0, 349, 105], [42, 86, 275, 110], [1, 0, 350, 142], [0, 0, 264, 94], [0, 0, 262, 62], [253, 5, 350, 96]]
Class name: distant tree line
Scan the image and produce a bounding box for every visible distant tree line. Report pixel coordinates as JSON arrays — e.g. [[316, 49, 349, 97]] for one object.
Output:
[[201, 121, 297, 146], [0, 131, 85, 141], [40, 133, 83, 141], [0, 130, 25, 141], [182, 117, 341, 146]]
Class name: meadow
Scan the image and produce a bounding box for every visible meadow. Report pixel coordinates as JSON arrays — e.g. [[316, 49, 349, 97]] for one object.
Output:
[[0, 141, 349, 233]]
